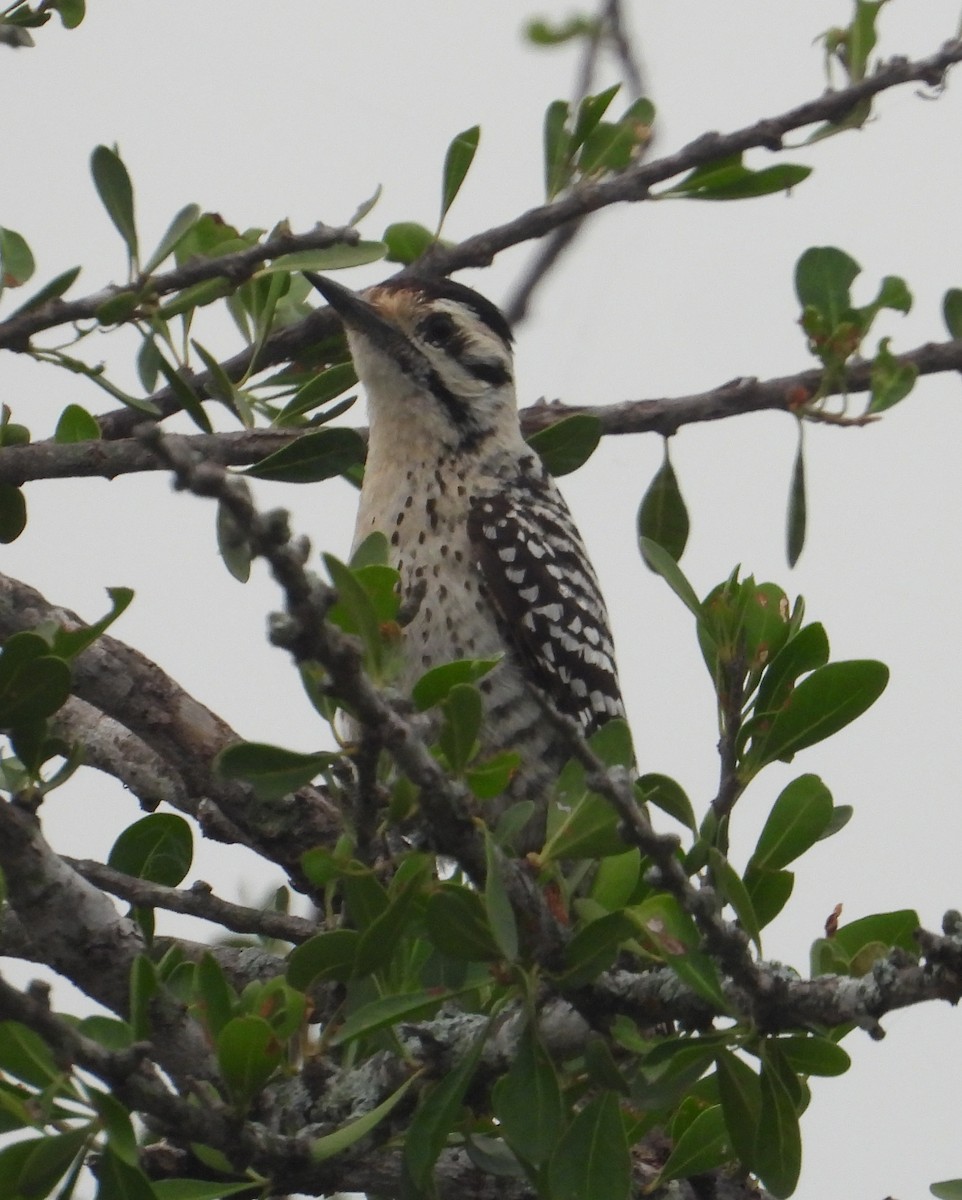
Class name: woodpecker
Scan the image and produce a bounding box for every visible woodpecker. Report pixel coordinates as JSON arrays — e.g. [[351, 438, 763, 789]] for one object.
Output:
[[306, 272, 627, 829]]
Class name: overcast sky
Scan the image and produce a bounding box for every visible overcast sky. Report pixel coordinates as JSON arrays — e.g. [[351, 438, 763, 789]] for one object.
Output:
[[3, 3, 962, 1196]]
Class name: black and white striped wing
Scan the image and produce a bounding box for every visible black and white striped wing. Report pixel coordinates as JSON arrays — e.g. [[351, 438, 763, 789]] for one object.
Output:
[[467, 485, 625, 734]]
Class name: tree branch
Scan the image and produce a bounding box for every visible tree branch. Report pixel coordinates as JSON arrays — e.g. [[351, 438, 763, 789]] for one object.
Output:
[[3, 335, 959, 486], [49, 695, 190, 813], [0, 222, 359, 352], [65, 856, 318, 944], [415, 41, 962, 277], [0, 571, 345, 884], [30, 36, 960, 443], [0, 798, 218, 1083]]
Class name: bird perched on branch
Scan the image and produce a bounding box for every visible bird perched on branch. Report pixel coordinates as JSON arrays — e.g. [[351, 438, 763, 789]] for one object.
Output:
[[307, 271, 627, 836]]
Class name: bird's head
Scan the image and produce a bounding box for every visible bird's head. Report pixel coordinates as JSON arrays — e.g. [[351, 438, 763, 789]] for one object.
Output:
[[306, 272, 519, 454]]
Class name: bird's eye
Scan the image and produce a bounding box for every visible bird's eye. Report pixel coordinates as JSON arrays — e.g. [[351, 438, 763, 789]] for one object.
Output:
[[419, 312, 458, 346]]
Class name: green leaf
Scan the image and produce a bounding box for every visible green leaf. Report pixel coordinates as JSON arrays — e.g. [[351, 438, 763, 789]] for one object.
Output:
[[152, 1181, 256, 1200], [243, 428, 365, 483], [831, 908, 919, 959], [749, 775, 833, 872], [142, 203, 201, 275], [354, 876, 422, 974], [0, 483, 27, 544], [349, 530, 389, 569], [638, 536, 703, 615], [572, 85, 621, 151], [543, 99, 572, 198], [663, 159, 811, 201], [716, 1049, 761, 1171], [744, 867, 794, 929], [215, 741, 336, 802], [559, 910, 636, 987], [637, 774, 694, 831], [526, 16, 600, 46], [466, 750, 520, 799], [749, 660, 888, 768], [425, 884, 501, 962], [709, 849, 762, 949], [8, 265, 81, 316], [440, 125, 480, 226], [311, 1074, 416, 1162], [548, 1092, 630, 1200], [216, 1016, 282, 1107], [542, 790, 625, 862], [129, 954, 158, 1041], [94, 1144, 157, 1200], [90, 145, 139, 263], [753, 621, 830, 722], [755, 1047, 802, 1198], [286, 929, 359, 988], [50, 0, 85, 28], [261, 241, 387, 274], [637, 444, 689, 562], [786, 421, 806, 567], [77, 1016, 132, 1051], [0, 1022, 61, 1086], [383, 222, 435, 265], [190, 340, 244, 417], [931, 1181, 962, 1199], [158, 277, 234, 319], [776, 1035, 850, 1077], [194, 953, 236, 1039], [107, 813, 193, 886], [943, 288, 962, 338], [403, 1023, 489, 1191], [412, 657, 500, 711], [216, 500, 252, 583], [869, 336, 917, 413], [324, 552, 385, 676], [154, 354, 213, 434], [438, 683, 483, 772], [590, 848, 642, 911], [88, 1088, 138, 1165], [658, 1104, 729, 1183], [50, 586, 133, 660], [526, 414, 601, 476], [0, 632, 71, 724], [276, 362, 357, 424], [95, 290, 141, 326], [0, 227, 35, 287], [18, 1128, 89, 1195], [589, 717, 634, 767], [54, 404, 101, 444], [631, 895, 728, 1010], [483, 830, 518, 961], [330, 990, 448, 1047], [0, 415, 30, 448], [795, 245, 859, 326], [492, 1026, 563, 1166]]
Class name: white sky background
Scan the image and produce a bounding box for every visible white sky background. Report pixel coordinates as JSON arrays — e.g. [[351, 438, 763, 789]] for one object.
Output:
[[2, 2, 962, 1196]]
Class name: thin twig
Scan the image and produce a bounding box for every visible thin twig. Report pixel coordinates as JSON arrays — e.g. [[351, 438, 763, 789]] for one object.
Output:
[[63, 857, 319, 944], [504, 0, 649, 326]]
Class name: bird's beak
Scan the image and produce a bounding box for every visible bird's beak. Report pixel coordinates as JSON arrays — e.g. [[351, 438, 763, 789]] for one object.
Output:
[[305, 272, 408, 358], [306, 272, 437, 388]]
